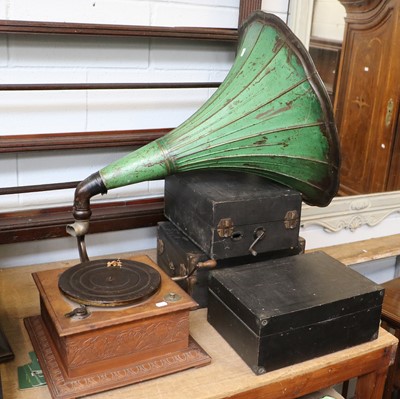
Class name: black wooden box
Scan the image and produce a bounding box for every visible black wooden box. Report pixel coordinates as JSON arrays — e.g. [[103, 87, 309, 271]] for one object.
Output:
[[207, 252, 384, 374], [157, 221, 304, 308], [164, 171, 302, 260]]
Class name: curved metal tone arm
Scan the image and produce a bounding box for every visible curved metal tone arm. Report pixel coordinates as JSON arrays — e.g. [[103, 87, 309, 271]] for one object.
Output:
[[66, 171, 108, 238], [77, 235, 90, 263]]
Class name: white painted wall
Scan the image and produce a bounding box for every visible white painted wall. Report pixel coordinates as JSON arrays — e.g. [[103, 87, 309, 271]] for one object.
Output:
[[311, 0, 346, 41], [261, 0, 290, 22], [0, 0, 241, 26]]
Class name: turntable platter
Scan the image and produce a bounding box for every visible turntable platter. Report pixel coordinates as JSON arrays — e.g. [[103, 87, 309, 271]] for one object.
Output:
[[58, 259, 161, 307]]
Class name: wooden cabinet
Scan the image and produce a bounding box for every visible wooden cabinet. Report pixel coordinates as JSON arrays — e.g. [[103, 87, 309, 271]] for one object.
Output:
[[335, 0, 400, 195]]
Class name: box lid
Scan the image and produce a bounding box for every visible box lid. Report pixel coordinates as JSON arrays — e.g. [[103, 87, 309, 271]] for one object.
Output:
[[208, 252, 384, 337], [164, 171, 301, 226]]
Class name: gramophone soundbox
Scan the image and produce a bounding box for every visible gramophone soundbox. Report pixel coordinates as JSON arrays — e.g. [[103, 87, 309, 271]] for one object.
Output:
[[23, 255, 211, 399]]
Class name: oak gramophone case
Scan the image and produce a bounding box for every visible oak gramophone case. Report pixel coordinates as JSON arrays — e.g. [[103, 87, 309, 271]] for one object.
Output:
[[164, 171, 302, 260], [157, 221, 304, 308], [24, 256, 211, 399], [207, 252, 384, 374]]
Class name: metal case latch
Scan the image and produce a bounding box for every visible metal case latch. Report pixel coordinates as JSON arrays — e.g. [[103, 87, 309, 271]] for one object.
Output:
[[217, 218, 234, 238], [284, 210, 299, 229]]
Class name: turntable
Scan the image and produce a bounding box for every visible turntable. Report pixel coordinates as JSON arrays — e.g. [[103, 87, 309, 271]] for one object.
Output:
[[24, 255, 210, 399]]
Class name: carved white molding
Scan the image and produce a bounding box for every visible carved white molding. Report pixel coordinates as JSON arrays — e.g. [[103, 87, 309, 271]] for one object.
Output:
[[301, 191, 400, 232]]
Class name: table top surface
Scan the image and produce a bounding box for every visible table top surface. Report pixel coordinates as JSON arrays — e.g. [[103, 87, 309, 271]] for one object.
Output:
[[0, 250, 398, 399], [381, 277, 400, 327]]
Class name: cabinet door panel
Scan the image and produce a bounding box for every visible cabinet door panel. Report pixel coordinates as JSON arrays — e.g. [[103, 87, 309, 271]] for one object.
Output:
[[335, 1, 399, 195]]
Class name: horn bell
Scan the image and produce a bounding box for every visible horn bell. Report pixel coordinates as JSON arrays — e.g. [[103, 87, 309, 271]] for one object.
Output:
[[68, 11, 340, 236]]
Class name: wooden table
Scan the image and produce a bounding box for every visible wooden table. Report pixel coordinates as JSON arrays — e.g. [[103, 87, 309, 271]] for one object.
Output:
[[307, 234, 400, 268], [380, 277, 400, 399], [0, 252, 398, 399]]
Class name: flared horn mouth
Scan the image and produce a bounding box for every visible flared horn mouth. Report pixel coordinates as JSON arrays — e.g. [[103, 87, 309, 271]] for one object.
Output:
[[67, 11, 340, 242], [98, 11, 340, 207]]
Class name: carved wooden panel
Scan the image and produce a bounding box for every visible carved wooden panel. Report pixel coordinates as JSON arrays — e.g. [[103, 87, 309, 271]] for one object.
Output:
[[335, 0, 400, 195], [25, 315, 210, 399]]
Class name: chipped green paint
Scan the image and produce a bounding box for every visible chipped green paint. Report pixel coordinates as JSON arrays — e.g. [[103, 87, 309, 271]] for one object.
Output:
[[100, 12, 340, 207]]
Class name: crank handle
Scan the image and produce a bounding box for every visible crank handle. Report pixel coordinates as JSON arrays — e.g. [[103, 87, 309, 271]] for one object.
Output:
[[249, 228, 266, 256]]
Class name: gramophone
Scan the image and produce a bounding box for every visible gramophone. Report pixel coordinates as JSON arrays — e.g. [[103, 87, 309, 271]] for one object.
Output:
[[24, 11, 340, 399]]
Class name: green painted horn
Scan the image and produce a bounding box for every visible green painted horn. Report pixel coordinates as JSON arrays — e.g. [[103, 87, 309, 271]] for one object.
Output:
[[67, 11, 340, 239]]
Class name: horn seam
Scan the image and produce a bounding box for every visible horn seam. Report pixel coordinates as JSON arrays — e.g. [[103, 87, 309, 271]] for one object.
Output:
[[155, 140, 176, 175], [174, 97, 325, 159], [179, 154, 332, 166], [175, 121, 324, 154], [169, 77, 313, 154]]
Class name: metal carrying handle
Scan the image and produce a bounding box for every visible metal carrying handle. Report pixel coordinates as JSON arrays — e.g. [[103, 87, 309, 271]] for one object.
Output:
[[248, 228, 266, 256], [171, 259, 217, 282]]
